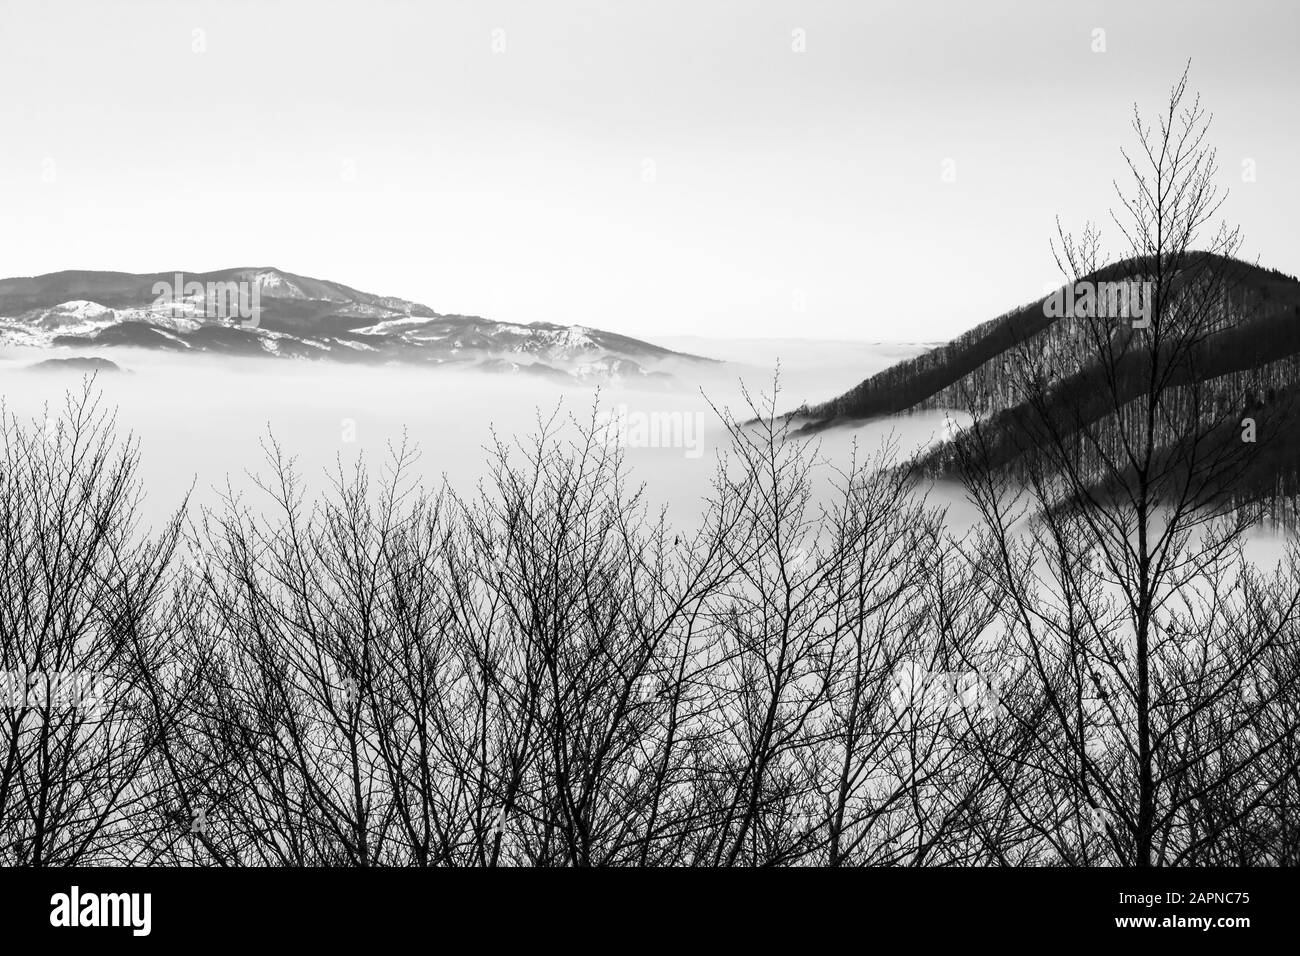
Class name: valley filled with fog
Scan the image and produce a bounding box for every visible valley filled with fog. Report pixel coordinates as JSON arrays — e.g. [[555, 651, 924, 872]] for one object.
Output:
[[0, 339, 944, 524], [0, 339, 1290, 567]]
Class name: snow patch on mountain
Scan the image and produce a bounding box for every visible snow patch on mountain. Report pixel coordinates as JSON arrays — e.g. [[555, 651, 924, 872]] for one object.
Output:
[[0, 267, 711, 387]]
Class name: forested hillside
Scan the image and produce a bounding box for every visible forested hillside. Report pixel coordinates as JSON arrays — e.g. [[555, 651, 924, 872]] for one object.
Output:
[[797, 254, 1300, 427], [791, 254, 1300, 527]]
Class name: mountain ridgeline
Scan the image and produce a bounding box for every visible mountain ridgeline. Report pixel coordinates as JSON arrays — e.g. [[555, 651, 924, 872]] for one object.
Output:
[[0, 267, 711, 386], [791, 254, 1300, 529]]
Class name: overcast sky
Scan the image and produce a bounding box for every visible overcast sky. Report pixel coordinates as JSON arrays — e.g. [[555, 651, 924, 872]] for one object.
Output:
[[1, 0, 1295, 341]]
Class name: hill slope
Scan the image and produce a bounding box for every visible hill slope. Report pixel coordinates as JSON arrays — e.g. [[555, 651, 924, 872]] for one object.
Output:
[[795, 255, 1300, 428], [790, 254, 1300, 526]]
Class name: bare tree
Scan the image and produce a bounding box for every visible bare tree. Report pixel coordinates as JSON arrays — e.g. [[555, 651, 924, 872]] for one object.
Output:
[[0, 381, 188, 865], [955, 66, 1300, 866]]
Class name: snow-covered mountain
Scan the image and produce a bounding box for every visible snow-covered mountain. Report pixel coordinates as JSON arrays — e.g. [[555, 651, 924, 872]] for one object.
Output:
[[0, 268, 710, 385]]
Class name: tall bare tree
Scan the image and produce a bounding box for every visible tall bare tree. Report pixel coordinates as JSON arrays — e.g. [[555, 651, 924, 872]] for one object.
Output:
[[955, 66, 1300, 866]]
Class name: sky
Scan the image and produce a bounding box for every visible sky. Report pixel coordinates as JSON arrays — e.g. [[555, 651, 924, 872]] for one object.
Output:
[[0, 0, 1296, 342]]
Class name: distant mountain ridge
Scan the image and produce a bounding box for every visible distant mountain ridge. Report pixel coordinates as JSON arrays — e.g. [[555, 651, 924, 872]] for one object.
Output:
[[0, 267, 711, 386]]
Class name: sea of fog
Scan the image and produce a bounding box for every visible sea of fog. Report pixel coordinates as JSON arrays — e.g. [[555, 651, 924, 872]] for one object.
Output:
[[0, 338, 1290, 569], [0, 339, 950, 525]]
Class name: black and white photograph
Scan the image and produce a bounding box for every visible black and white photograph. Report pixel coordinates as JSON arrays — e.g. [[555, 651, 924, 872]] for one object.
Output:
[[0, 0, 1296, 942]]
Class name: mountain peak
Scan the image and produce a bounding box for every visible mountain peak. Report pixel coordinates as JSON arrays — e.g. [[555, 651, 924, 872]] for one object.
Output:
[[0, 267, 708, 386]]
